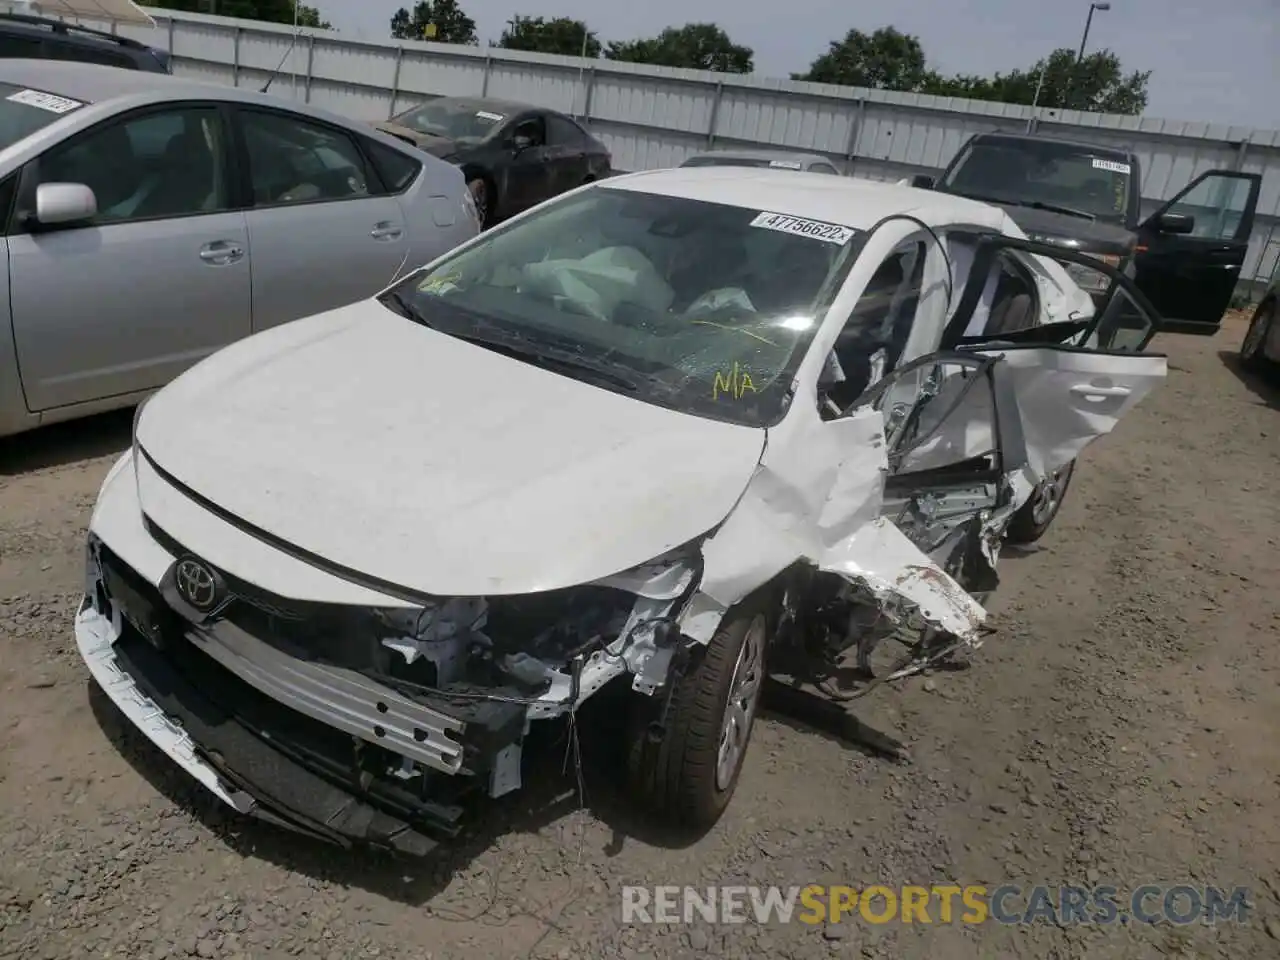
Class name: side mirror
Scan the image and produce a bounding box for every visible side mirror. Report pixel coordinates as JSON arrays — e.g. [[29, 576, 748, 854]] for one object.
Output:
[[1155, 212, 1194, 235], [34, 182, 97, 226], [512, 134, 533, 153], [910, 174, 935, 189]]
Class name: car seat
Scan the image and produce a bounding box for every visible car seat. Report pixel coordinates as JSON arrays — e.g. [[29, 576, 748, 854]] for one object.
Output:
[[137, 125, 217, 217]]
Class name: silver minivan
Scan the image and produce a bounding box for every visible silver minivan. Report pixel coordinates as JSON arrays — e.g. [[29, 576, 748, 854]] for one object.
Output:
[[0, 60, 479, 439]]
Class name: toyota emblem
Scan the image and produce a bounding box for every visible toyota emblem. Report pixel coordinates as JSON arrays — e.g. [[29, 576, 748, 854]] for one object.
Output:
[[175, 557, 218, 611]]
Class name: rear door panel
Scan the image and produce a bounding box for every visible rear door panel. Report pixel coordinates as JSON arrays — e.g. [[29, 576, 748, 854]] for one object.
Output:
[[1132, 170, 1261, 334], [233, 106, 409, 331], [971, 346, 1167, 476], [938, 233, 1167, 477]]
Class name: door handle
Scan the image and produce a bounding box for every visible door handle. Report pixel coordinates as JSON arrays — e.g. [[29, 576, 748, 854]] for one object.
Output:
[[198, 241, 244, 265], [1070, 383, 1131, 399], [370, 221, 403, 241]]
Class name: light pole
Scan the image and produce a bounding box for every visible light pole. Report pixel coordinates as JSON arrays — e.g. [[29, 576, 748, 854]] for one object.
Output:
[[291, 0, 300, 100], [1071, 1, 1110, 109]]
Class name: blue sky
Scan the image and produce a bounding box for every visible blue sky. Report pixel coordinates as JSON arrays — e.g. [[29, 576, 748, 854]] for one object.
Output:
[[319, 0, 1277, 129]]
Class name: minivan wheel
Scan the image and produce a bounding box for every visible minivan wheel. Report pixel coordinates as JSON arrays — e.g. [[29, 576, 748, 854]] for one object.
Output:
[[1006, 460, 1076, 544], [627, 604, 768, 829]]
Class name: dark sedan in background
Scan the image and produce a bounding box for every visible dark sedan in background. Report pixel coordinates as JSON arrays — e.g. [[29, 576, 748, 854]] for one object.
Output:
[[374, 96, 612, 227]]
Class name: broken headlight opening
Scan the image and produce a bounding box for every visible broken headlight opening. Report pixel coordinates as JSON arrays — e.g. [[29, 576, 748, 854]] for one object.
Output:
[[104, 522, 703, 810], [338, 542, 704, 713]]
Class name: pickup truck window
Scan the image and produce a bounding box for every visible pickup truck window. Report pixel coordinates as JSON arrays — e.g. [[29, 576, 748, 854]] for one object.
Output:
[[941, 139, 1134, 224]]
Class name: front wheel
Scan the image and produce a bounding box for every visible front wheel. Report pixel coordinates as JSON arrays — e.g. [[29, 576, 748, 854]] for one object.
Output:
[[466, 176, 494, 229], [1006, 460, 1076, 544], [626, 604, 768, 829]]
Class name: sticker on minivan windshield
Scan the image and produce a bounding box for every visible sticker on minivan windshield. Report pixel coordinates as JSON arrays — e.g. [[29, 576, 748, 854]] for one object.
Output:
[[750, 211, 855, 245], [475, 110, 504, 123], [768, 159, 804, 170], [6, 89, 84, 114], [1091, 158, 1131, 174]]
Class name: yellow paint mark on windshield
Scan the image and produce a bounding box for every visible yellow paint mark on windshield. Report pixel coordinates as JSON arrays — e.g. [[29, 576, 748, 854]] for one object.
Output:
[[690, 319, 778, 346], [713, 362, 759, 400], [418, 272, 461, 294]]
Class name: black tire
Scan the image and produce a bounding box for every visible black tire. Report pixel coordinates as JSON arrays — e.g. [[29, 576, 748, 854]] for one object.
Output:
[[1240, 300, 1274, 372], [1006, 459, 1076, 545], [626, 603, 768, 829], [466, 175, 495, 229]]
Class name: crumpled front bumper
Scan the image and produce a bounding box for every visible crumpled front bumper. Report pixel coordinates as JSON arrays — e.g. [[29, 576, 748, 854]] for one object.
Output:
[[76, 595, 458, 855]]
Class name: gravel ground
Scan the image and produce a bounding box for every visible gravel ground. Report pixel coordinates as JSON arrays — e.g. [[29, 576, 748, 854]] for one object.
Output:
[[1, 312, 1278, 960]]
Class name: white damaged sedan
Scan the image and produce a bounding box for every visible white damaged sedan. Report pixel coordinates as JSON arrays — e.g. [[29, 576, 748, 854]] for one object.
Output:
[[76, 168, 1167, 853]]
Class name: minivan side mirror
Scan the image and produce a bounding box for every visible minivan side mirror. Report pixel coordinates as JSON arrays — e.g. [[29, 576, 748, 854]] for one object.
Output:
[[911, 174, 935, 189], [1155, 212, 1194, 235], [34, 182, 97, 227], [512, 134, 533, 153]]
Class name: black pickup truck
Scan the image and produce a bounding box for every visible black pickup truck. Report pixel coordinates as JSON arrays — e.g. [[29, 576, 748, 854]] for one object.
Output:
[[913, 131, 1262, 334]]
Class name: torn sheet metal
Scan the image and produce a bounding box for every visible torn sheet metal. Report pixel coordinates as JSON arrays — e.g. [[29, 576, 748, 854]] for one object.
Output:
[[817, 516, 986, 639], [678, 403, 987, 647]]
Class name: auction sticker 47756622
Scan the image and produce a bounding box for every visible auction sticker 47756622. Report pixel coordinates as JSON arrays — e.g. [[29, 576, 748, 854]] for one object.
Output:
[[6, 89, 84, 114], [750, 211, 857, 245]]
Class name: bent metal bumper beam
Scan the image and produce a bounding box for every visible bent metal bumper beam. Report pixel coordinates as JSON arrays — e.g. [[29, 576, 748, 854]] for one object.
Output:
[[185, 617, 466, 775]]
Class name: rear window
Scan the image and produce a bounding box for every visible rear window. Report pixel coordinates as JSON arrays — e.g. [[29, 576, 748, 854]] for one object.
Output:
[[0, 81, 86, 153], [362, 137, 420, 193], [943, 139, 1135, 223]]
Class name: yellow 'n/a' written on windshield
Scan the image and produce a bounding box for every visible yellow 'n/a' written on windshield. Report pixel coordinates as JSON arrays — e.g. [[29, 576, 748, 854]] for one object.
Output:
[[713, 362, 758, 400]]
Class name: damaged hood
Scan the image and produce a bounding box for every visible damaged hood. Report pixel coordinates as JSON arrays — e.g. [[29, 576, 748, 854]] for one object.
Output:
[[372, 122, 460, 159], [135, 301, 766, 596]]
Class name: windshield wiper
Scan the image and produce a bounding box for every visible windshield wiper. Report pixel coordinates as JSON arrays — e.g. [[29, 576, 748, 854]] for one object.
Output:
[[486, 341, 641, 393], [1011, 199, 1097, 222], [385, 294, 641, 392]]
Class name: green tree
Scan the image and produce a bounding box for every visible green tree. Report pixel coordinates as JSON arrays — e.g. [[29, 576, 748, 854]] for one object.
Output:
[[605, 23, 752, 74], [138, 1, 330, 28], [791, 26, 928, 91], [389, 0, 477, 43], [924, 48, 1150, 114], [498, 16, 600, 58]]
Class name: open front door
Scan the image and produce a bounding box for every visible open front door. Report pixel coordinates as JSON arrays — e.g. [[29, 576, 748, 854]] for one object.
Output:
[[1132, 170, 1262, 335], [941, 235, 1168, 478]]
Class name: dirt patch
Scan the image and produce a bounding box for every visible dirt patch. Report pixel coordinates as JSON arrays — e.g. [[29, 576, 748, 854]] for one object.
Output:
[[2, 318, 1278, 959]]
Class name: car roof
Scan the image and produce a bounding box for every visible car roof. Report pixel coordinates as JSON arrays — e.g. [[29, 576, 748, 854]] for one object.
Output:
[[684, 149, 832, 165], [0, 58, 407, 137], [971, 131, 1135, 159], [604, 166, 1012, 232], [0, 58, 210, 104]]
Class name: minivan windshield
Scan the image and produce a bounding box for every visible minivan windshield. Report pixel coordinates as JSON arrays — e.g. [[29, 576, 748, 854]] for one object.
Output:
[[0, 82, 86, 152], [942, 139, 1134, 224], [392, 99, 506, 144], [380, 185, 863, 427]]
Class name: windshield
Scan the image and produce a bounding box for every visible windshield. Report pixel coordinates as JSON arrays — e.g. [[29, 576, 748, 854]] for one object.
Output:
[[0, 82, 87, 153], [393, 100, 506, 144], [380, 186, 863, 427], [942, 140, 1134, 223]]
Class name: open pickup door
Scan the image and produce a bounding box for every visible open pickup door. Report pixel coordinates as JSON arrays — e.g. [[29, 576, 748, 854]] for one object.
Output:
[[1131, 169, 1262, 335]]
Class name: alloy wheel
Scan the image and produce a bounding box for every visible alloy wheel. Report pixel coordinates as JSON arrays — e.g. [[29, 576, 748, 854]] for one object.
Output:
[[715, 615, 765, 791]]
